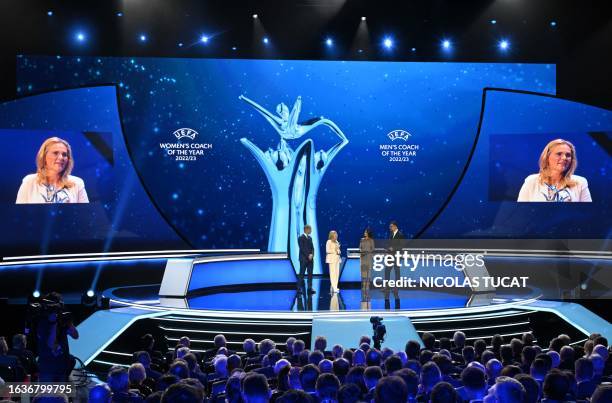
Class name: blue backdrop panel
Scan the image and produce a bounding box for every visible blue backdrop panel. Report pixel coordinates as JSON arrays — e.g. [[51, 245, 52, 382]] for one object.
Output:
[[16, 57, 557, 259], [187, 257, 297, 292]]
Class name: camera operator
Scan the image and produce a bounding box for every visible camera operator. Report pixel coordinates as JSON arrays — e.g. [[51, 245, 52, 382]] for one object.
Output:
[[35, 292, 79, 382]]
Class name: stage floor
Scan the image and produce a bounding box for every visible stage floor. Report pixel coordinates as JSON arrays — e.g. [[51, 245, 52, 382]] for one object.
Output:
[[107, 278, 540, 313]]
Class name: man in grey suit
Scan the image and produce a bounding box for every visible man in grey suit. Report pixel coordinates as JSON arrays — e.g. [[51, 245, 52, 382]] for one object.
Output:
[[297, 225, 316, 294]]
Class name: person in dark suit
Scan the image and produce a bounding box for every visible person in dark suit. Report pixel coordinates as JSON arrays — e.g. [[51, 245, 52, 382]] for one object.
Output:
[[297, 224, 316, 294], [386, 221, 404, 282]]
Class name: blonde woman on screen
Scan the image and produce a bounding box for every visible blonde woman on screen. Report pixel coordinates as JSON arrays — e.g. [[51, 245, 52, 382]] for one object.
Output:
[[326, 230, 341, 294], [16, 137, 89, 204], [517, 139, 591, 202]]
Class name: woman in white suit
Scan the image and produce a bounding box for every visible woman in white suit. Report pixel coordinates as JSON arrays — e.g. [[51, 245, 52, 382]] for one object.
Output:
[[326, 230, 341, 294]]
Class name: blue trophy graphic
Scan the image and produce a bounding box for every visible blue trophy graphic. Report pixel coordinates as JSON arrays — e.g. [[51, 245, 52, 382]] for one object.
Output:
[[239, 95, 349, 275]]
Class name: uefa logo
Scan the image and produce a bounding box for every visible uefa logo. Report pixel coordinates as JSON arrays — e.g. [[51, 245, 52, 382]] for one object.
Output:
[[387, 129, 411, 141], [173, 128, 198, 140]]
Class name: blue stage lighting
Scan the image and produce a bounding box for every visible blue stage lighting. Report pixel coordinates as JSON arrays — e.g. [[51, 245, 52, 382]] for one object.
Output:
[[178, 42, 184, 47], [550, 21, 557, 27], [490, 19, 497, 25], [47, 11, 53, 16], [361, 16, 366, 21], [325, 37, 333, 47], [116, 12, 123, 17], [262, 37, 269, 45], [75, 32, 86, 42], [87, 290, 95, 297], [411, 47, 416, 52], [200, 35, 209, 44], [33, 290, 40, 298], [383, 37, 393, 49], [139, 34, 147, 42], [498, 39, 509, 51], [252, 14, 258, 19], [442, 39, 451, 50]]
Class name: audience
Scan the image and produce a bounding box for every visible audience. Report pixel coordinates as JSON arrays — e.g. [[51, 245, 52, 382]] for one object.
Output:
[[3, 313, 611, 403]]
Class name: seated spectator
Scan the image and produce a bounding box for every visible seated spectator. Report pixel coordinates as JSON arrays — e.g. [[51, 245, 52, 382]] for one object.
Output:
[[394, 368, 418, 403], [204, 334, 230, 361], [452, 331, 466, 356], [352, 349, 365, 367], [475, 339, 488, 362], [308, 350, 324, 366], [337, 383, 361, 403], [521, 346, 537, 373], [358, 336, 371, 348], [332, 358, 350, 383], [318, 359, 333, 374], [405, 340, 421, 361], [374, 375, 407, 403], [160, 382, 200, 403], [0, 336, 24, 381], [486, 359, 503, 386], [421, 333, 436, 352], [456, 365, 487, 401], [207, 354, 228, 381], [365, 349, 382, 367], [590, 353, 606, 384], [514, 374, 540, 403], [156, 374, 178, 392], [546, 350, 561, 369], [363, 366, 383, 401], [89, 384, 112, 403], [107, 367, 143, 402], [591, 383, 612, 403], [341, 349, 353, 365], [274, 363, 292, 397], [481, 350, 495, 366], [134, 351, 162, 382], [298, 350, 310, 367], [558, 345, 575, 371], [484, 376, 525, 403], [291, 340, 305, 365], [140, 334, 165, 369], [8, 334, 37, 379], [331, 344, 344, 360], [226, 373, 245, 403], [344, 366, 366, 395], [381, 347, 394, 361], [242, 372, 271, 403], [542, 369, 570, 403], [259, 339, 276, 357], [182, 353, 207, 384], [420, 350, 434, 366], [129, 363, 153, 397], [462, 346, 475, 365], [530, 358, 548, 383], [522, 332, 535, 347], [243, 338, 260, 366], [299, 364, 320, 397], [500, 364, 522, 378], [316, 373, 340, 402], [314, 336, 330, 356], [429, 381, 458, 403], [285, 337, 296, 357], [383, 355, 402, 375], [549, 338, 565, 353], [433, 354, 460, 387], [227, 353, 242, 374], [418, 362, 441, 401], [178, 378, 205, 401], [175, 346, 190, 360], [406, 359, 421, 376], [169, 359, 190, 380], [500, 345, 517, 367]]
